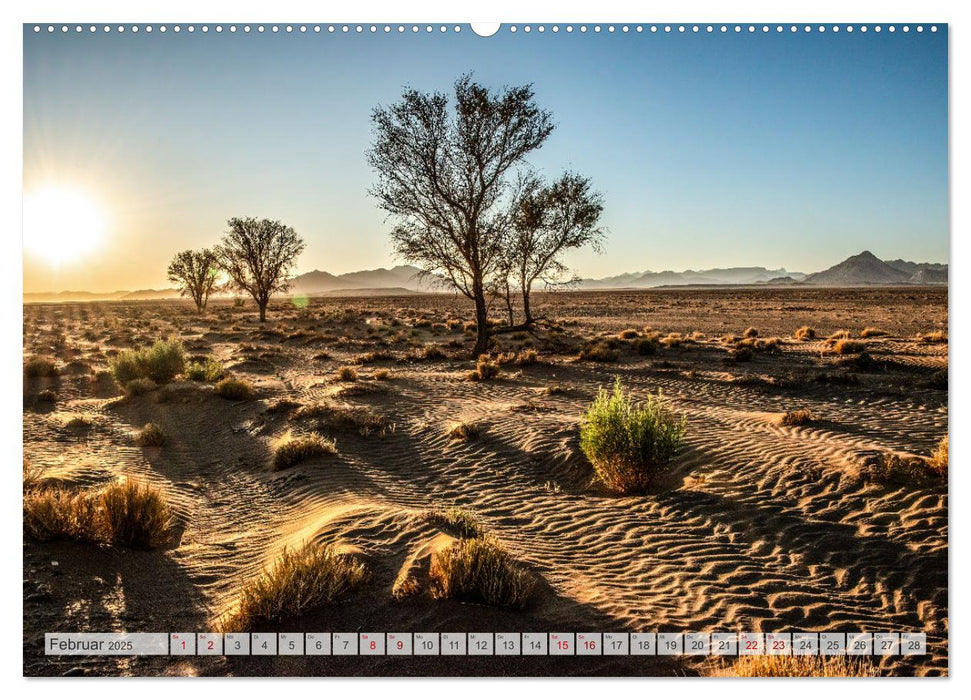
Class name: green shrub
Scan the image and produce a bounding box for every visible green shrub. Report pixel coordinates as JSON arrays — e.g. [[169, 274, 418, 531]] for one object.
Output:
[[110, 338, 186, 384], [579, 378, 687, 493], [185, 356, 224, 382]]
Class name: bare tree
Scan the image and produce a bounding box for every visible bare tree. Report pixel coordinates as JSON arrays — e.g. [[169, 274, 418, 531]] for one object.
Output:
[[510, 173, 605, 326], [167, 248, 220, 313], [367, 74, 555, 355], [216, 217, 305, 322]]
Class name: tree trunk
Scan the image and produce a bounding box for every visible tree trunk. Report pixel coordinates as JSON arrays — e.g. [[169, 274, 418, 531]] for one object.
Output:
[[259, 303, 267, 323], [472, 282, 490, 357], [521, 280, 534, 327]]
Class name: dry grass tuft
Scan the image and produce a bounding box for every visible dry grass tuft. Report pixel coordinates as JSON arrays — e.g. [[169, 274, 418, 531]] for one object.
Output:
[[221, 542, 369, 632], [337, 366, 358, 382], [722, 655, 877, 677], [927, 435, 948, 476], [125, 378, 158, 397], [578, 340, 620, 362], [374, 368, 392, 381], [135, 422, 166, 447], [429, 536, 534, 609], [794, 326, 816, 341], [23, 458, 44, 491], [778, 409, 814, 427], [447, 421, 481, 441], [860, 327, 888, 338], [918, 330, 948, 344], [742, 327, 759, 338], [272, 433, 337, 470], [831, 339, 867, 355], [216, 378, 255, 400], [425, 506, 485, 539], [468, 355, 500, 381], [617, 328, 640, 340], [24, 355, 59, 378], [865, 451, 945, 486], [24, 480, 173, 550]]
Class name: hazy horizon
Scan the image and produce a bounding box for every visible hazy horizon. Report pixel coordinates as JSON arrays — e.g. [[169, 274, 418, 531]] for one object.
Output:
[[23, 25, 948, 294]]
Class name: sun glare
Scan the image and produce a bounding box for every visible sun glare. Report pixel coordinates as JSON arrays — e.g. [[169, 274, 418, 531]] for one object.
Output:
[[24, 186, 107, 266]]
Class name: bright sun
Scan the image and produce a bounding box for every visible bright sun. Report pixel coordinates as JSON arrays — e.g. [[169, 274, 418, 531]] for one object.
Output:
[[24, 186, 107, 266]]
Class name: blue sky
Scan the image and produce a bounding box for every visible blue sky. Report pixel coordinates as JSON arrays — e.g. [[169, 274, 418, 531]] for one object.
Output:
[[23, 25, 948, 292]]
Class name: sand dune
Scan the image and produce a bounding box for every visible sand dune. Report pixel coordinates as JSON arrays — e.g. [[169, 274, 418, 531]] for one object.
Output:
[[23, 287, 947, 676]]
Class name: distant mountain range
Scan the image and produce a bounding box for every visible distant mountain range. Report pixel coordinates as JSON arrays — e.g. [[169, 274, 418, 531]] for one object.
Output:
[[802, 251, 947, 286], [23, 252, 947, 302]]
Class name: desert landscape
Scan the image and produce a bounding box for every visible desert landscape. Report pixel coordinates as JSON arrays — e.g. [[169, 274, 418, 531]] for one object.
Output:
[[23, 285, 948, 676]]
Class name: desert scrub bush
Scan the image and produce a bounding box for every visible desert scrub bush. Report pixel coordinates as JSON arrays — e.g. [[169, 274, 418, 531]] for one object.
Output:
[[742, 327, 759, 338], [110, 337, 186, 385], [185, 356, 224, 382], [579, 379, 687, 493], [272, 433, 337, 470], [794, 326, 816, 341], [222, 542, 369, 632], [828, 330, 852, 341], [23, 458, 44, 491], [24, 355, 59, 378], [374, 368, 392, 381], [337, 366, 358, 382], [124, 377, 158, 397], [659, 333, 683, 348], [429, 536, 534, 609], [726, 346, 753, 363], [865, 452, 943, 486], [578, 341, 619, 362], [23, 480, 172, 549], [831, 339, 866, 355], [37, 389, 57, 402], [425, 506, 485, 539], [135, 422, 166, 447], [447, 421, 481, 441], [617, 328, 640, 340], [723, 655, 876, 677], [96, 480, 174, 549], [860, 327, 888, 338], [468, 355, 500, 381], [928, 435, 948, 476], [215, 378, 255, 400], [778, 409, 814, 427], [632, 337, 658, 355]]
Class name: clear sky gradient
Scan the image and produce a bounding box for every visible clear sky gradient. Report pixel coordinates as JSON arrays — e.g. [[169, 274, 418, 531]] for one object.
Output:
[[23, 25, 948, 292]]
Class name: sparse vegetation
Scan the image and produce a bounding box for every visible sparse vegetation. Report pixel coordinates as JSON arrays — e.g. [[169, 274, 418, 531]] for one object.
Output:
[[617, 328, 640, 340], [124, 378, 158, 397], [928, 435, 948, 476], [468, 355, 500, 381], [579, 378, 687, 493], [831, 339, 866, 355], [447, 421, 481, 441], [860, 327, 888, 338], [24, 355, 58, 378], [578, 341, 619, 362], [429, 536, 534, 609], [374, 368, 392, 381], [272, 433, 337, 470], [215, 378, 255, 400], [185, 356, 224, 382], [110, 338, 186, 385], [742, 327, 758, 338], [918, 330, 948, 344], [337, 366, 358, 382], [778, 409, 814, 427], [426, 506, 485, 539], [222, 542, 369, 632], [794, 326, 816, 341], [722, 655, 877, 677], [135, 422, 166, 447], [24, 480, 173, 550]]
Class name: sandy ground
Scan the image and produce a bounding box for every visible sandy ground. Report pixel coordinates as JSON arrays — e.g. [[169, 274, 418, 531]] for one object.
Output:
[[22, 287, 948, 676]]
